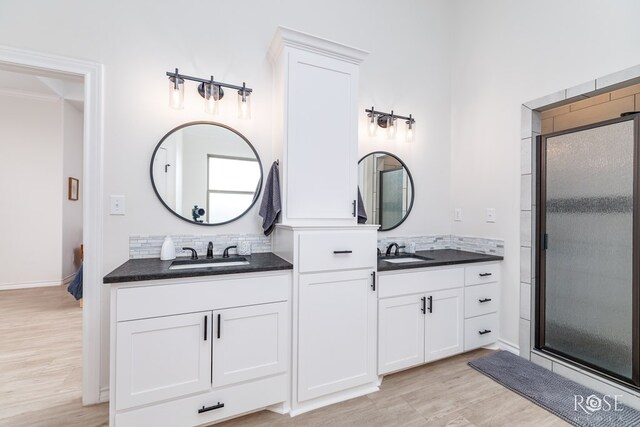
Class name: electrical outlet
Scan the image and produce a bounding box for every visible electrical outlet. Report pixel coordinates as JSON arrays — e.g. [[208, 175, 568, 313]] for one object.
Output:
[[454, 208, 463, 222], [110, 195, 126, 215], [486, 208, 496, 223]]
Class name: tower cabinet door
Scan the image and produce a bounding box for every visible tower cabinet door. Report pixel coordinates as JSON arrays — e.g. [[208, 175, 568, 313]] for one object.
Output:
[[425, 288, 464, 362], [115, 311, 212, 410], [213, 302, 288, 388], [298, 269, 376, 401], [378, 294, 426, 375], [285, 49, 359, 222]]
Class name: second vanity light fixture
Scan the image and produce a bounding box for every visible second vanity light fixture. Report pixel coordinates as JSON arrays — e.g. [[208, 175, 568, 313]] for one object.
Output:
[[365, 107, 415, 142], [166, 68, 253, 119]]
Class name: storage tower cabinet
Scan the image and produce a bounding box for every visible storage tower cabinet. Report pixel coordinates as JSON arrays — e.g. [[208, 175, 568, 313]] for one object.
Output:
[[269, 27, 380, 415]]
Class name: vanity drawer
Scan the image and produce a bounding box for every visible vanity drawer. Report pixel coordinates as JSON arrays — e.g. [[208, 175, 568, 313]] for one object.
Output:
[[115, 374, 286, 427], [464, 282, 499, 318], [464, 313, 498, 351], [298, 231, 376, 273], [465, 263, 500, 286]]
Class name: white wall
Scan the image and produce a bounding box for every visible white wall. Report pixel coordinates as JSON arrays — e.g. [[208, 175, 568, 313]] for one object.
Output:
[[0, 0, 455, 391], [449, 0, 640, 347], [0, 93, 63, 288], [62, 100, 83, 280]]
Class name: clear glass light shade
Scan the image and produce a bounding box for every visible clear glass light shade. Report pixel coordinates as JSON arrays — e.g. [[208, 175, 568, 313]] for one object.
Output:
[[168, 77, 184, 110], [237, 91, 251, 120], [387, 117, 397, 140], [204, 84, 221, 115], [368, 115, 377, 137], [406, 121, 415, 143]]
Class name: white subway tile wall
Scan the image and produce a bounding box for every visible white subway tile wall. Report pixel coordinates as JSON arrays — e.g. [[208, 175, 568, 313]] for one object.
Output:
[[129, 234, 272, 259]]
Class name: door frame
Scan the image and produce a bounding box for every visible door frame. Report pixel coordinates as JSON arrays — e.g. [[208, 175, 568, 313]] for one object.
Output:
[[535, 114, 640, 388], [0, 45, 104, 404]]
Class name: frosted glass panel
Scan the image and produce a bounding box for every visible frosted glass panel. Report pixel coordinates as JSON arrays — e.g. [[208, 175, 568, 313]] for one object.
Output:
[[380, 169, 404, 229], [544, 120, 634, 380]]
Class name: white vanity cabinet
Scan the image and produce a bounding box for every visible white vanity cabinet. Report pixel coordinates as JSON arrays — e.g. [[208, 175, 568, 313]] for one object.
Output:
[[377, 262, 499, 376], [109, 271, 291, 427]]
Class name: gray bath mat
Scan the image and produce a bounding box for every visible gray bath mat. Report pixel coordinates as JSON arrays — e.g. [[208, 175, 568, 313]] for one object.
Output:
[[468, 351, 640, 426]]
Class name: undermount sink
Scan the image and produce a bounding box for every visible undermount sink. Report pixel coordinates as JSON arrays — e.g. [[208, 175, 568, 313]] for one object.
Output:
[[169, 257, 249, 270], [380, 255, 433, 264]]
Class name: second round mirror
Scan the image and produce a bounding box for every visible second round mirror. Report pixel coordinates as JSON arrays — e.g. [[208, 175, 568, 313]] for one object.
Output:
[[358, 151, 414, 231]]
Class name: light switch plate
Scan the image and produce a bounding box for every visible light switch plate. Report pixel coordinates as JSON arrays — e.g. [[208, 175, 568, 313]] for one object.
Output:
[[486, 208, 496, 223], [454, 208, 462, 222], [110, 195, 126, 215]]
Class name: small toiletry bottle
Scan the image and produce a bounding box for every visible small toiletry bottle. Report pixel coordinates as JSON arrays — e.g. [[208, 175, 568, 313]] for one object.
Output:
[[160, 236, 176, 260]]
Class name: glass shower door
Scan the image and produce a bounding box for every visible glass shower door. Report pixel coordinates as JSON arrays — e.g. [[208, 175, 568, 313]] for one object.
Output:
[[539, 116, 638, 384]]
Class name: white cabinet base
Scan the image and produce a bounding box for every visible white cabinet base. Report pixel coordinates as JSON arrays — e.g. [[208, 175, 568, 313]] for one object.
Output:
[[288, 382, 379, 417]]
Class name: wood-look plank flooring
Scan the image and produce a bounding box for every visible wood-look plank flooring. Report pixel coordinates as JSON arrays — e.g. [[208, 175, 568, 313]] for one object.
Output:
[[0, 286, 108, 426], [0, 286, 566, 426]]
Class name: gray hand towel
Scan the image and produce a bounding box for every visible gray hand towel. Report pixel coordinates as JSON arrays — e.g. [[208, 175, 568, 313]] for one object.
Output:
[[357, 186, 368, 224], [259, 161, 281, 236]]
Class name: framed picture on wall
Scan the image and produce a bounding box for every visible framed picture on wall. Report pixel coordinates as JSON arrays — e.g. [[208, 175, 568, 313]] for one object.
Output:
[[68, 177, 79, 201]]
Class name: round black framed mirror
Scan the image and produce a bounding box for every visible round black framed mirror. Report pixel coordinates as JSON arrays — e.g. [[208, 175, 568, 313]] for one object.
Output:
[[150, 121, 263, 226], [357, 151, 415, 231]]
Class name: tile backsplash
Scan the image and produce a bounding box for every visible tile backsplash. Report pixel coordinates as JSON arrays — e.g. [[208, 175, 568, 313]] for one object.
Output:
[[129, 234, 272, 259], [377, 234, 504, 256], [130, 233, 504, 259]]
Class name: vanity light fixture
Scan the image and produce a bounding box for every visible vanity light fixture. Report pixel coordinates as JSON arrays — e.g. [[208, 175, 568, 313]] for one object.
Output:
[[166, 68, 253, 118], [365, 107, 416, 142]]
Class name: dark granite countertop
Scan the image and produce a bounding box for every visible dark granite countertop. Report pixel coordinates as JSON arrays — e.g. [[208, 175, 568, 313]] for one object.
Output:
[[378, 249, 502, 272], [103, 252, 292, 284]]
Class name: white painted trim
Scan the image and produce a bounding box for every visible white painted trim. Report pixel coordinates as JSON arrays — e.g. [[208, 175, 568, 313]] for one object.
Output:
[[0, 280, 64, 291], [0, 87, 60, 102], [99, 386, 110, 403], [268, 26, 369, 65], [0, 45, 104, 405], [497, 339, 519, 355]]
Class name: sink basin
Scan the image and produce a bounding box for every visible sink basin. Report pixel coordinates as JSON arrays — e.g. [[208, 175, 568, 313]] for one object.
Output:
[[169, 257, 249, 270], [380, 255, 433, 264]]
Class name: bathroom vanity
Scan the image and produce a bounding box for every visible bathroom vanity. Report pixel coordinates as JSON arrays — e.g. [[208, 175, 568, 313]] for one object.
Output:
[[104, 255, 293, 427]]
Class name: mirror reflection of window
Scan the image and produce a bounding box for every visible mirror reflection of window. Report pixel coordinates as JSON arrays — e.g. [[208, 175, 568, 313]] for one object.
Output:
[[151, 122, 263, 225], [207, 156, 261, 223]]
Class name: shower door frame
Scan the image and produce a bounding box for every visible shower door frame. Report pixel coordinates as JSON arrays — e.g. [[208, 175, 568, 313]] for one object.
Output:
[[535, 114, 640, 388]]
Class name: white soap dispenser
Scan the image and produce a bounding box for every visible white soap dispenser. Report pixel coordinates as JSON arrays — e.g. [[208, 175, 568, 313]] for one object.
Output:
[[160, 236, 176, 261]]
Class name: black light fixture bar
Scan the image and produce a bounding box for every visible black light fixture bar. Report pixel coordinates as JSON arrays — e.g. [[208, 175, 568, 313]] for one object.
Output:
[[166, 69, 253, 94], [365, 107, 414, 122]]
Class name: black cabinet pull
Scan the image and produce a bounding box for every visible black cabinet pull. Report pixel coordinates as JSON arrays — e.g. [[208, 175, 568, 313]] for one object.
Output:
[[479, 272, 492, 277], [352, 200, 356, 217], [421, 296, 426, 314], [427, 296, 433, 313], [333, 250, 353, 254], [204, 315, 208, 341], [217, 314, 221, 339], [478, 298, 492, 303], [478, 329, 492, 335], [371, 271, 376, 291], [198, 402, 224, 413]]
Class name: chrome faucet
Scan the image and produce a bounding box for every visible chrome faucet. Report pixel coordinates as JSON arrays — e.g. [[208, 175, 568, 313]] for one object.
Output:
[[222, 245, 237, 258], [182, 247, 198, 260]]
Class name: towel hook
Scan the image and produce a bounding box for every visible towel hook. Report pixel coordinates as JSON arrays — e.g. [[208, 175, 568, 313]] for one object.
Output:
[[275, 159, 280, 166]]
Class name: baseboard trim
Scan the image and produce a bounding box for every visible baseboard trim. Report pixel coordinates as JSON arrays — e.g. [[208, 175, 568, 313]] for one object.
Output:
[[497, 339, 519, 355], [289, 383, 379, 417], [99, 387, 109, 403], [0, 280, 64, 291]]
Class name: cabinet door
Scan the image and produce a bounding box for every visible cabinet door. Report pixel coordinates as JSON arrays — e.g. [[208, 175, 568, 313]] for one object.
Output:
[[115, 311, 212, 410], [286, 50, 358, 222], [378, 294, 425, 375], [213, 302, 288, 387], [425, 288, 464, 362], [298, 269, 376, 401]]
